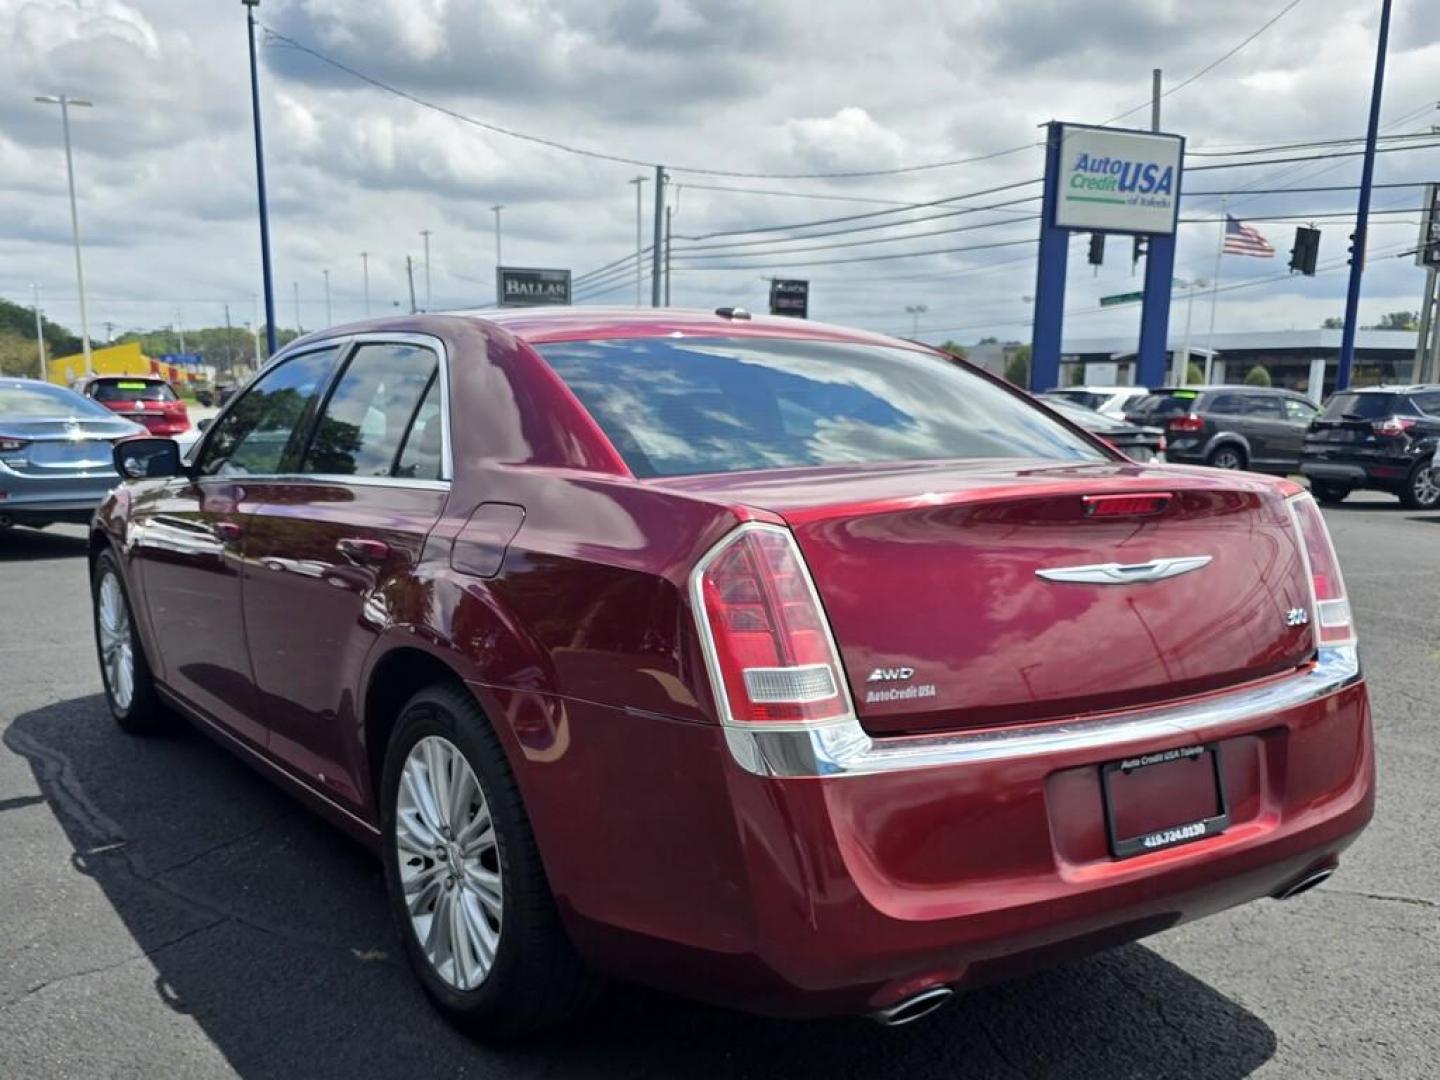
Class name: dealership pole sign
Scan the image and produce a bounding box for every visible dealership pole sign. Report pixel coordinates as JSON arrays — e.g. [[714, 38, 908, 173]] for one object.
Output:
[[497, 266, 572, 307], [769, 278, 809, 318], [1030, 121, 1185, 394]]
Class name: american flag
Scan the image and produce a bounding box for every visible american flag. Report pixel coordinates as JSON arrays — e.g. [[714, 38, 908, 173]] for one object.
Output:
[[1223, 215, 1275, 258]]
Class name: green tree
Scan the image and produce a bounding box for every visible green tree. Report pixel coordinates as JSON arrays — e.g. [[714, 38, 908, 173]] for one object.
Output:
[[1321, 316, 1344, 330], [1004, 345, 1032, 387], [1186, 362, 1205, 384], [1369, 311, 1419, 331], [0, 296, 81, 357], [1244, 364, 1272, 387], [938, 340, 968, 360], [0, 331, 42, 377]]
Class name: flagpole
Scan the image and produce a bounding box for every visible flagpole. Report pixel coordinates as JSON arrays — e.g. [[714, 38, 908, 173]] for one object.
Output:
[[1202, 196, 1227, 384]]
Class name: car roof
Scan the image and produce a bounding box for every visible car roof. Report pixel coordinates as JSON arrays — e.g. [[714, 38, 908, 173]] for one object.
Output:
[[1331, 384, 1437, 394], [1046, 385, 1145, 394], [291, 306, 930, 354]]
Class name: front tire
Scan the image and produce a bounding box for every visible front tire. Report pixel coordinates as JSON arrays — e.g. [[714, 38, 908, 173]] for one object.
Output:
[[1311, 481, 1351, 506], [380, 683, 596, 1040], [1206, 444, 1247, 471], [91, 547, 167, 734], [1399, 459, 1439, 510]]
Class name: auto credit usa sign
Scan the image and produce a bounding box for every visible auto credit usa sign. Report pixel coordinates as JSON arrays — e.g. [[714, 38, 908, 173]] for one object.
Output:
[[1053, 123, 1184, 236], [497, 266, 572, 307]]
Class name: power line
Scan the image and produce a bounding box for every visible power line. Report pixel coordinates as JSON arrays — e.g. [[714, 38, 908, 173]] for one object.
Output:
[[674, 181, 922, 206], [667, 236, 1039, 272]]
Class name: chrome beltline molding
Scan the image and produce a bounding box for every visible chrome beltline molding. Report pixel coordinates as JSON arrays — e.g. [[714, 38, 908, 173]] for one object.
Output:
[[723, 646, 1361, 779]]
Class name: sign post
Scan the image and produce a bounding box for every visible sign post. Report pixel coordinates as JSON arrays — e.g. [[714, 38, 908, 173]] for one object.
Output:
[[768, 279, 809, 318], [496, 267, 572, 307], [1030, 122, 1184, 391]]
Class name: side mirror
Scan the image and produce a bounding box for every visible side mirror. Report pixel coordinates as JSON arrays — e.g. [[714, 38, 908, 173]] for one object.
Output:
[[197, 417, 214, 433], [114, 437, 184, 480]]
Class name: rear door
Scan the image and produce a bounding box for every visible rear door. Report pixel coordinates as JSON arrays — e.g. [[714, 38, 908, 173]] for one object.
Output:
[[128, 346, 342, 745], [240, 338, 450, 810], [1237, 393, 1289, 468], [1278, 395, 1319, 463]]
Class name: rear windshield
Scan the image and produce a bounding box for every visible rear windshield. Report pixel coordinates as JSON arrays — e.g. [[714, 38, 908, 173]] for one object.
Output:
[[1128, 392, 1198, 418], [1322, 392, 1401, 420], [91, 379, 177, 403], [538, 337, 1104, 478], [0, 381, 115, 420]]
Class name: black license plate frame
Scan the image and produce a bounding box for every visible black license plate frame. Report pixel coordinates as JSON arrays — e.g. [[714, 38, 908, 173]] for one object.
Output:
[[1101, 743, 1230, 859]]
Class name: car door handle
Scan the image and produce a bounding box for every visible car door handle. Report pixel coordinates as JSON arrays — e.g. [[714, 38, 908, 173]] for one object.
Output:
[[336, 537, 389, 565]]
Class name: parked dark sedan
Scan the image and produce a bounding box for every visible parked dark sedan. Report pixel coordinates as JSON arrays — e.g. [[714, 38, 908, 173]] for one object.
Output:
[[1125, 386, 1319, 474], [1045, 396, 1166, 463], [88, 309, 1370, 1038], [1299, 385, 1440, 508]]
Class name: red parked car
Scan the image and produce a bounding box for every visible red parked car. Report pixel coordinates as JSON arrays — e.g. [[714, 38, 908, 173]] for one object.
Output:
[[91, 309, 1372, 1038], [75, 375, 190, 436]]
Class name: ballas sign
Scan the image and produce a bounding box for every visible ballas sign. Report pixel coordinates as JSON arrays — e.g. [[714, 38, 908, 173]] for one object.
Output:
[[497, 266, 572, 307], [1053, 124, 1184, 236]]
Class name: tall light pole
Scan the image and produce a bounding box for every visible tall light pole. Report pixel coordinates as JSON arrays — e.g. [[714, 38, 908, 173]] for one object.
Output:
[[242, 0, 277, 358], [420, 229, 432, 311], [360, 251, 371, 316], [31, 283, 47, 382], [905, 304, 928, 339], [292, 281, 302, 334], [628, 176, 647, 305], [1337, 0, 1393, 391], [323, 268, 332, 326], [34, 94, 94, 376], [491, 205, 504, 272]]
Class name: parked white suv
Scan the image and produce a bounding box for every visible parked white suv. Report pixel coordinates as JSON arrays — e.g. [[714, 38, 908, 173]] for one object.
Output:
[[1043, 386, 1150, 418]]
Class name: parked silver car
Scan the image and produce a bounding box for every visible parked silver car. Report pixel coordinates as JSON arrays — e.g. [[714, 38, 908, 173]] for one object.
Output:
[[0, 378, 143, 530]]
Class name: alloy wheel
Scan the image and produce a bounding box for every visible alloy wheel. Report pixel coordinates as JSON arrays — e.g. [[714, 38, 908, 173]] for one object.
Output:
[[396, 735, 503, 991], [97, 571, 135, 711], [1211, 448, 1243, 470], [1413, 465, 1440, 507]]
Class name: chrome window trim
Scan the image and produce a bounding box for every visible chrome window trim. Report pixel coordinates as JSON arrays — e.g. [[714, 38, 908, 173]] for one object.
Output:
[[195, 331, 454, 485], [722, 647, 1361, 779]]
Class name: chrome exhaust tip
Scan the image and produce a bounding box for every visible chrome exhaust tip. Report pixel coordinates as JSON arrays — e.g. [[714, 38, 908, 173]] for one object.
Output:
[[1274, 865, 1335, 901], [870, 986, 954, 1027]]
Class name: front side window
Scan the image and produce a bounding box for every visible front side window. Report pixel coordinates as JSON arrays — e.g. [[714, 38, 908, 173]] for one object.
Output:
[[197, 348, 339, 477], [1283, 398, 1318, 422], [1244, 395, 1282, 418], [301, 343, 439, 477], [538, 337, 1103, 478]]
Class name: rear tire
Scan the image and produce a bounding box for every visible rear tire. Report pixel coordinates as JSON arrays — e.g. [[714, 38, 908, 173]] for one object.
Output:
[[1206, 444, 1247, 471], [1399, 458, 1440, 510], [1311, 482, 1351, 506], [379, 683, 597, 1040], [91, 548, 168, 734]]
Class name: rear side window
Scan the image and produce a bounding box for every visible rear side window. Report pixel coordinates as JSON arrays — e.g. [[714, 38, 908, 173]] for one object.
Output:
[[1408, 391, 1440, 416], [1128, 393, 1195, 419], [1323, 392, 1399, 420], [1244, 395, 1282, 417], [538, 337, 1103, 478], [302, 343, 439, 478], [91, 380, 176, 403], [1208, 393, 1246, 415]]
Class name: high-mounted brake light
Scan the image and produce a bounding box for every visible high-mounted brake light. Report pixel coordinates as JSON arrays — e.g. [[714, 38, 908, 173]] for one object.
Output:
[[1168, 414, 1205, 433], [1083, 492, 1172, 517], [1288, 494, 1355, 648], [692, 524, 853, 726]]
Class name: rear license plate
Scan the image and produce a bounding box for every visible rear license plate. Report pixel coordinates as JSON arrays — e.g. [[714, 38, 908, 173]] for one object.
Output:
[[1101, 744, 1229, 859], [30, 441, 110, 468]]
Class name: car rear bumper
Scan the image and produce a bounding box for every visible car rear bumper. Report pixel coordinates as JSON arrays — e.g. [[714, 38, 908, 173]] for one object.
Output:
[[0, 464, 118, 523], [1300, 456, 1413, 488], [516, 648, 1374, 1017]]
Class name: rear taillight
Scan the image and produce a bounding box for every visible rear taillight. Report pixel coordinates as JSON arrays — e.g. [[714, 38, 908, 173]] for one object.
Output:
[[1371, 416, 1416, 437], [1288, 494, 1355, 647], [1168, 413, 1205, 433], [693, 523, 852, 725]]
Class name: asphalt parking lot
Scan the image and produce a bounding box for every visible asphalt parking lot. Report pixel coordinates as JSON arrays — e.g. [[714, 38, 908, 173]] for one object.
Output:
[[0, 494, 1435, 1079]]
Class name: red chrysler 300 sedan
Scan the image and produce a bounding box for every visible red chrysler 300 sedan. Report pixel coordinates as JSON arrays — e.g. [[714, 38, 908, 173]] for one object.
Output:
[[91, 308, 1372, 1037]]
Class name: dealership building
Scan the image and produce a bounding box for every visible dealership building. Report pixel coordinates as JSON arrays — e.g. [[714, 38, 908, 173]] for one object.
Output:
[[1056, 328, 1419, 400]]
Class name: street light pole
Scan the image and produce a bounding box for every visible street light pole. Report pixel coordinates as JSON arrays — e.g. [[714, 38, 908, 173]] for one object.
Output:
[[32, 283, 47, 382], [905, 304, 928, 339], [323, 268, 332, 326], [242, 0, 278, 359], [360, 251, 371, 316], [491, 205, 504, 271], [34, 94, 94, 376], [420, 229, 432, 311], [292, 281, 302, 334], [628, 176, 647, 305]]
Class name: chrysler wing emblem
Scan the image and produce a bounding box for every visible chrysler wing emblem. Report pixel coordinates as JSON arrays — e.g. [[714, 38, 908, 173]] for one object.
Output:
[[1035, 555, 1212, 585]]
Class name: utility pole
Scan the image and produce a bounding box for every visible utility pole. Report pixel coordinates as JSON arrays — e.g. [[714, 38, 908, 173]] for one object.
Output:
[[420, 229, 432, 311], [292, 281, 302, 335], [905, 304, 928, 339], [491, 205, 504, 272], [242, 0, 277, 358], [406, 255, 418, 314], [323, 268, 332, 326], [1151, 69, 1162, 133], [651, 166, 665, 307], [177, 312, 186, 354], [628, 176, 647, 305], [1337, 0, 1393, 392], [34, 94, 94, 376], [1413, 267, 1435, 383], [31, 283, 47, 383], [360, 251, 371, 316], [103, 321, 114, 343], [665, 202, 674, 306], [224, 302, 234, 379]]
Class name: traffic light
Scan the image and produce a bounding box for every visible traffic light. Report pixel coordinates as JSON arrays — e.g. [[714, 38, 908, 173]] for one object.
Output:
[[1087, 233, 1105, 266], [1132, 235, 1148, 270], [1289, 226, 1321, 276], [1347, 230, 1365, 269]]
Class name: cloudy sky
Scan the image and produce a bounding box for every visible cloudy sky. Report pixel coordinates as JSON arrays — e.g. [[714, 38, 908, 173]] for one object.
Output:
[[1, 0, 1438, 349]]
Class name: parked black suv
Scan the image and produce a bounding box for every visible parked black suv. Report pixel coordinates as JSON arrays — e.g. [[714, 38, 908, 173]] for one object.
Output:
[[1124, 386, 1320, 474], [1299, 385, 1440, 508]]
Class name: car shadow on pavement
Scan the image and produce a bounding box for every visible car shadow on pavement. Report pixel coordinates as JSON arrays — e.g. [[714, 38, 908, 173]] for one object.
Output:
[[5, 696, 1276, 1080], [0, 527, 90, 562]]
